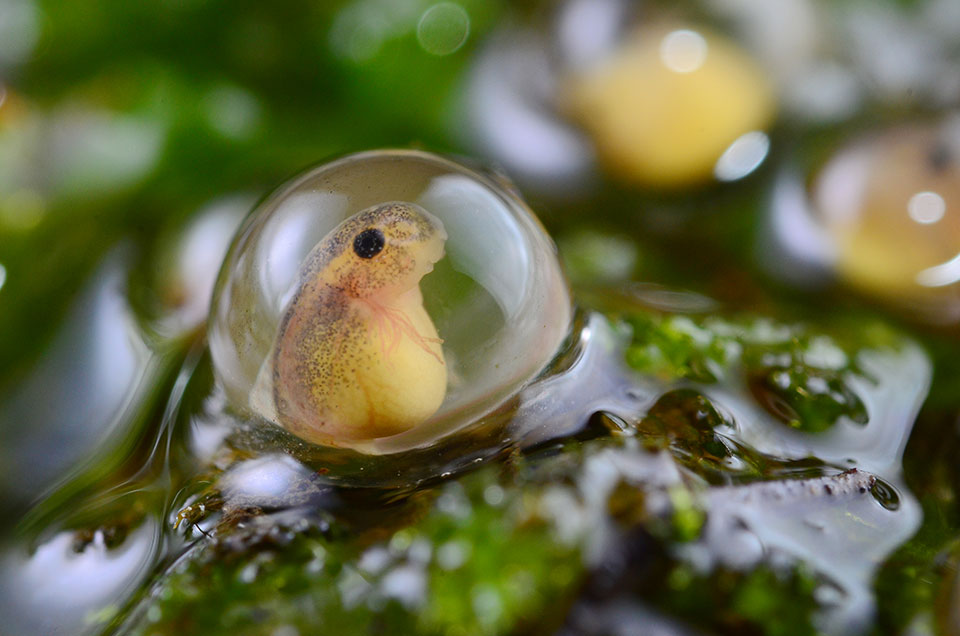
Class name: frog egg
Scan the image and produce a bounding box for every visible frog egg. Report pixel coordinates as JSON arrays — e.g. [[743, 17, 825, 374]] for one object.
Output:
[[461, 5, 777, 195], [208, 150, 572, 454], [810, 120, 960, 321], [561, 22, 776, 188]]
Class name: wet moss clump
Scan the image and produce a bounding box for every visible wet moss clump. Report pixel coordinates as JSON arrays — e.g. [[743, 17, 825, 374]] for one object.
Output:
[[746, 364, 867, 433], [624, 313, 886, 434], [128, 438, 828, 636], [2, 262, 925, 636], [654, 563, 820, 636], [624, 313, 732, 384], [52, 300, 917, 636], [129, 459, 593, 636]]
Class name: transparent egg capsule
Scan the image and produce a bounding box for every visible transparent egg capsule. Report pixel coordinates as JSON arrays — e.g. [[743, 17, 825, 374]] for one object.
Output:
[[208, 150, 572, 459]]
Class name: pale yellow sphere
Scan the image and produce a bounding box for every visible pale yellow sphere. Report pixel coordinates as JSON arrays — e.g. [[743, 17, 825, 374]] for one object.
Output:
[[564, 25, 776, 188], [813, 124, 960, 317]]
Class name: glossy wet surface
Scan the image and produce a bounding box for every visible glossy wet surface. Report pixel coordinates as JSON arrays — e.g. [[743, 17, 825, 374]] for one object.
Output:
[[0, 277, 934, 635], [2, 1, 960, 635]]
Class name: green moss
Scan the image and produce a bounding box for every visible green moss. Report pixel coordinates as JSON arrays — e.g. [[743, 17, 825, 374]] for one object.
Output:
[[623, 312, 899, 434], [558, 231, 640, 284], [731, 568, 820, 636], [131, 433, 836, 635], [128, 436, 721, 635], [414, 476, 581, 636], [746, 364, 867, 433], [658, 563, 819, 636], [667, 485, 705, 542], [870, 406, 960, 634], [624, 313, 731, 383], [132, 528, 412, 635], [869, 495, 951, 635], [123, 307, 918, 634], [130, 460, 588, 636]]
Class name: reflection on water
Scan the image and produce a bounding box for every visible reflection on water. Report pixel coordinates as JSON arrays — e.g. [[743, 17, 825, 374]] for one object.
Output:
[[705, 471, 915, 634], [219, 454, 335, 513], [708, 343, 930, 477], [0, 516, 160, 636], [462, 29, 597, 195], [0, 251, 159, 511]]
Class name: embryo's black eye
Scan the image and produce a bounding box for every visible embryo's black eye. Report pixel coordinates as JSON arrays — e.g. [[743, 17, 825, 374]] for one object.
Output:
[[353, 228, 385, 259]]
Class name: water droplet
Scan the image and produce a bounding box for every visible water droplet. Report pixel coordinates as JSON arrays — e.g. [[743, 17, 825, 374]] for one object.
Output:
[[869, 479, 901, 511], [417, 3, 469, 56], [482, 484, 505, 507], [437, 540, 469, 570]]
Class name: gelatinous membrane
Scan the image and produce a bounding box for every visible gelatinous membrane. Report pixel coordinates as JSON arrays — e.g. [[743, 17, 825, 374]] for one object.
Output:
[[209, 150, 572, 454], [812, 122, 960, 321]]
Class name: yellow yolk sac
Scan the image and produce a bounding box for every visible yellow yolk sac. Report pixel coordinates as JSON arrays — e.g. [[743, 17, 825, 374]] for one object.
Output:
[[813, 123, 960, 322], [563, 25, 776, 188], [269, 202, 448, 445], [208, 150, 572, 454]]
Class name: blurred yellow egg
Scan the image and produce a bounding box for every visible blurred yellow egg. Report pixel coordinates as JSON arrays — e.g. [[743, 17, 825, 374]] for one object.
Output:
[[813, 123, 960, 318], [564, 25, 776, 188]]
